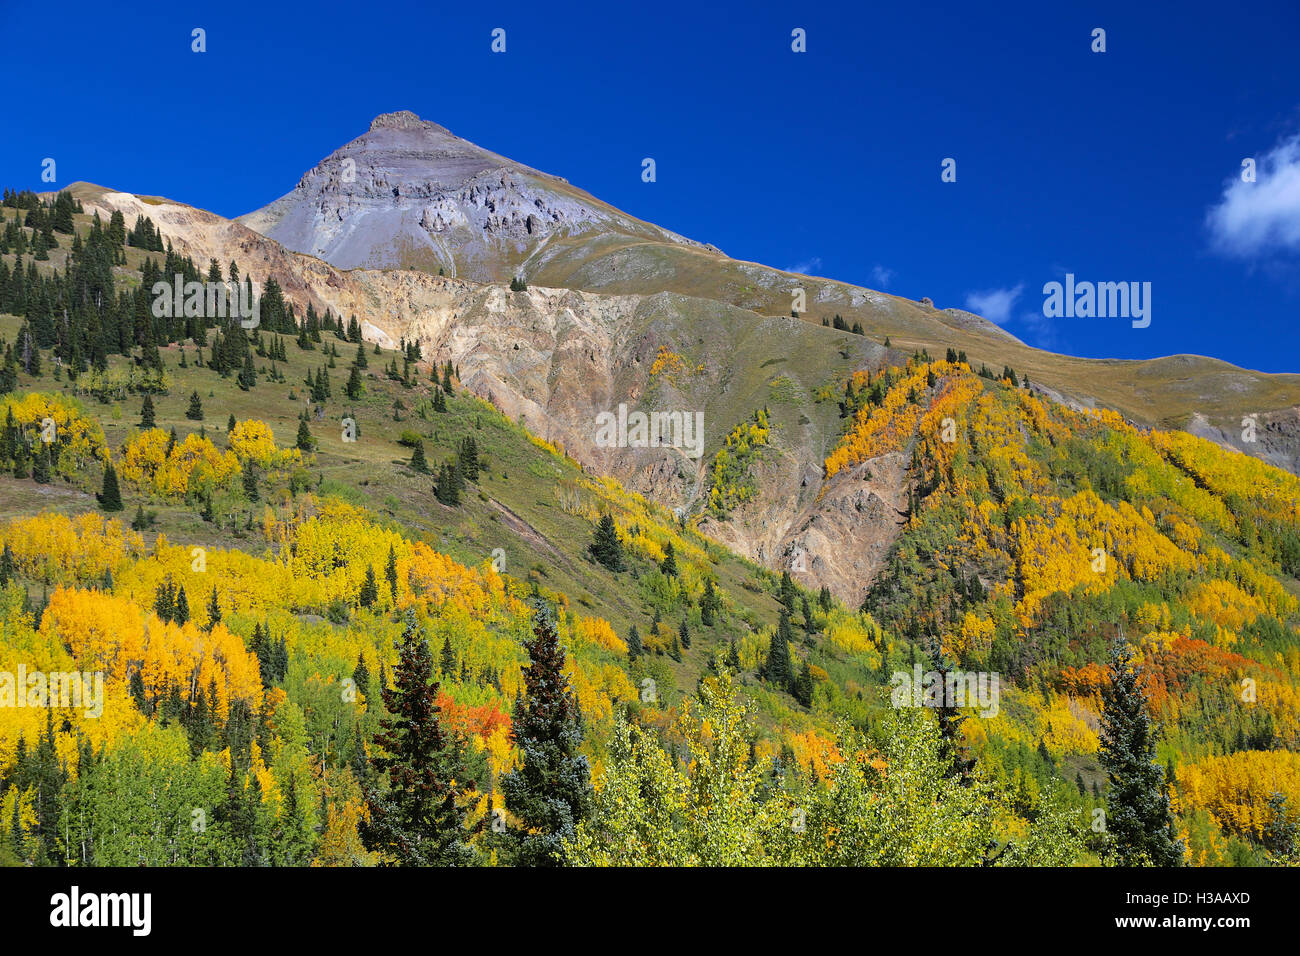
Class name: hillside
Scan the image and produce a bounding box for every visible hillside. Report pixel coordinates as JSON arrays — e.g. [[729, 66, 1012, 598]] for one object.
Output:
[[0, 160, 1298, 868]]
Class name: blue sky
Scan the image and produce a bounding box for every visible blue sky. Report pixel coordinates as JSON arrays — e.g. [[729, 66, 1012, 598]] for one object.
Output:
[[4, 0, 1299, 371]]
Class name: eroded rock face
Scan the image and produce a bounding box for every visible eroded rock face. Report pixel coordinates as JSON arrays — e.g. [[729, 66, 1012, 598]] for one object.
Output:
[[237, 111, 701, 278], [1186, 407, 1300, 475], [699, 452, 912, 609]]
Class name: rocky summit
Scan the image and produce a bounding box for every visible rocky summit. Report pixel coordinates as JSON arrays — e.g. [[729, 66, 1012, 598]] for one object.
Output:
[[238, 111, 702, 278]]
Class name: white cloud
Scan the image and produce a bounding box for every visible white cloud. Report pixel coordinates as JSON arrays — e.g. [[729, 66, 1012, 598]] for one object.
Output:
[[784, 256, 822, 275], [870, 264, 895, 289], [1207, 132, 1300, 258], [964, 283, 1024, 325]]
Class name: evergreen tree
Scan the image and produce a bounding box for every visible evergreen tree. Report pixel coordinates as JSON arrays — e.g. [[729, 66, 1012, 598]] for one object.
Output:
[[353, 652, 371, 701], [433, 462, 460, 506], [700, 578, 720, 626], [778, 571, 797, 611], [932, 657, 977, 783], [31, 444, 50, 484], [457, 435, 479, 481], [794, 661, 814, 708], [385, 545, 399, 602], [0, 543, 14, 587], [295, 418, 315, 451], [588, 514, 625, 572], [1098, 635, 1185, 866], [361, 610, 476, 865], [359, 565, 379, 608], [626, 624, 642, 660], [154, 575, 176, 623], [487, 613, 607, 884], [242, 465, 259, 502], [345, 364, 364, 400], [660, 542, 678, 578], [206, 586, 222, 631], [98, 462, 123, 512], [762, 609, 795, 689], [139, 393, 156, 428], [186, 390, 204, 421], [726, 640, 741, 669], [410, 439, 428, 473]]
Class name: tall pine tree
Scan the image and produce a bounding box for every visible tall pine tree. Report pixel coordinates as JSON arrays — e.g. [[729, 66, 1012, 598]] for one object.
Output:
[[361, 610, 476, 865], [499, 602, 593, 866], [1098, 634, 1184, 866]]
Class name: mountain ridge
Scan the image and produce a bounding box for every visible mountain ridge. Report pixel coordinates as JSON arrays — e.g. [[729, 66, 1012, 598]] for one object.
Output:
[[41, 113, 1300, 601]]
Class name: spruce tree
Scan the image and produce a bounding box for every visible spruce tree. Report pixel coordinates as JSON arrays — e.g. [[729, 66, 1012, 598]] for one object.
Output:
[[660, 542, 678, 578], [1098, 634, 1185, 866], [186, 390, 204, 421], [174, 586, 190, 625], [811, 582, 832, 613], [345, 364, 364, 400], [140, 394, 156, 428], [778, 570, 797, 611], [700, 578, 719, 626], [353, 652, 371, 701], [588, 514, 624, 572], [410, 439, 427, 473], [434, 463, 460, 506], [206, 586, 222, 631], [794, 661, 814, 707], [361, 610, 475, 865], [238, 353, 257, 390], [385, 545, 399, 602], [295, 418, 314, 451], [762, 609, 795, 689], [457, 435, 479, 480], [0, 543, 14, 587], [31, 444, 50, 484], [932, 657, 977, 783], [627, 624, 642, 660], [98, 462, 123, 512], [500, 602, 593, 865], [359, 565, 379, 608]]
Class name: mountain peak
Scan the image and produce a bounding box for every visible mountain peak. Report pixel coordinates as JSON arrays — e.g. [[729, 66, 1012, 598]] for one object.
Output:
[[369, 110, 440, 133], [240, 110, 704, 275]]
